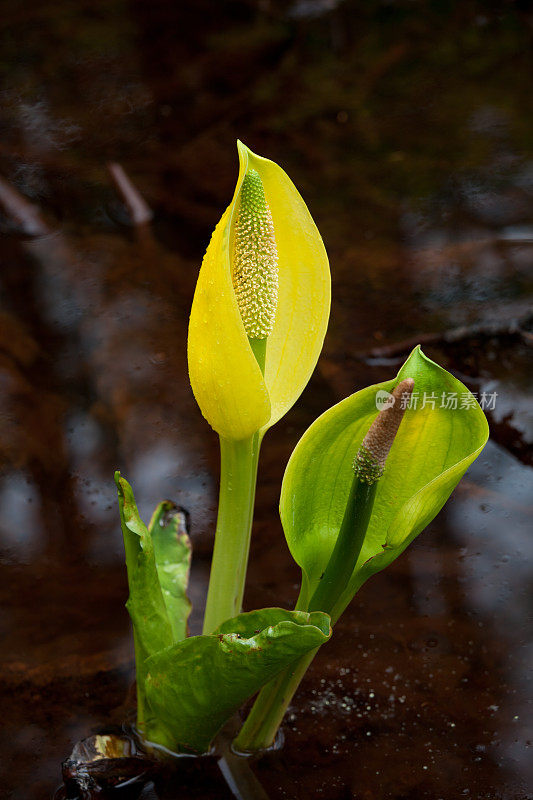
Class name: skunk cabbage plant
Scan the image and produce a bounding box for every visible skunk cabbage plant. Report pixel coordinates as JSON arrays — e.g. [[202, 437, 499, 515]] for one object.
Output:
[[113, 143, 489, 762]]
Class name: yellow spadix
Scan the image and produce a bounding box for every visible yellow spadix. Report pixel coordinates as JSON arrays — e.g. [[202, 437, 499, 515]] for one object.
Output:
[[188, 141, 331, 441]]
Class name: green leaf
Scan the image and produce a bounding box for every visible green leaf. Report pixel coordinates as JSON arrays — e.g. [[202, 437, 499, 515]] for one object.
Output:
[[279, 347, 489, 619], [143, 608, 331, 753], [148, 501, 192, 642], [115, 473, 173, 667]]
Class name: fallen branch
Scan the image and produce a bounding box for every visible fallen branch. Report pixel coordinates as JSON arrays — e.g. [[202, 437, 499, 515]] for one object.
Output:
[[362, 314, 533, 360], [0, 176, 50, 237], [107, 162, 153, 227]]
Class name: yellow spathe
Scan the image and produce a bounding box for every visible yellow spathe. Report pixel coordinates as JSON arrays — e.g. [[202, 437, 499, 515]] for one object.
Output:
[[188, 141, 331, 441]]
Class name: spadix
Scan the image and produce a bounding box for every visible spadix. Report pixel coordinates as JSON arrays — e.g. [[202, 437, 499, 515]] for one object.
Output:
[[232, 169, 278, 340]]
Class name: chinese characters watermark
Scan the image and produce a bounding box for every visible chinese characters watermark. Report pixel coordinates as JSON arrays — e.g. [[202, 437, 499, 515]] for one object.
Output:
[[376, 389, 497, 411]]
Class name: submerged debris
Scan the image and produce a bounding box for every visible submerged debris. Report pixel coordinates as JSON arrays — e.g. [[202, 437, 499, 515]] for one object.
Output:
[[59, 732, 156, 799]]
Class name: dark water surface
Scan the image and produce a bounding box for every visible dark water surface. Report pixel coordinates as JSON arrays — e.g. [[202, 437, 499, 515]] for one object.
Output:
[[1, 2, 532, 798]]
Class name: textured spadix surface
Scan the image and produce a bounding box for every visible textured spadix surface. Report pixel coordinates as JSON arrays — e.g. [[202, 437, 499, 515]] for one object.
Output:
[[188, 141, 330, 440], [280, 348, 489, 614], [353, 378, 414, 484], [231, 168, 278, 339]]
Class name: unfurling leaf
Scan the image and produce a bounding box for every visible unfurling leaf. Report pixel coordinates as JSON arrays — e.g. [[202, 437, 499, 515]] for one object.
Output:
[[115, 473, 173, 665], [115, 473, 194, 729], [143, 608, 331, 753]]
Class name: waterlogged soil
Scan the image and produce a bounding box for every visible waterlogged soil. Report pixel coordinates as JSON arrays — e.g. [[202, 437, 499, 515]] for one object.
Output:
[[1, 2, 532, 799]]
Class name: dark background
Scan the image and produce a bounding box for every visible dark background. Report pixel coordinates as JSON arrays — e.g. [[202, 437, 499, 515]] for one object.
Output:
[[0, 1, 532, 798]]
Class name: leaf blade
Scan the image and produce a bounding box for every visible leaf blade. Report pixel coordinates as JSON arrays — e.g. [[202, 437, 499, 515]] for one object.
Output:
[[148, 501, 192, 642], [144, 608, 331, 753]]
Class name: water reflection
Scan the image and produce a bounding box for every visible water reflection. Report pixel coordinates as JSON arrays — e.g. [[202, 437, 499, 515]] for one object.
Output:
[[0, 472, 44, 560], [411, 442, 533, 789], [453, 444, 533, 786]]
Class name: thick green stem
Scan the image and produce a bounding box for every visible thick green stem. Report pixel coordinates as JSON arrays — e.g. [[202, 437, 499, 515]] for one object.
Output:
[[202, 434, 261, 635], [233, 573, 370, 752], [234, 649, 318, 753], [308, 479, 377, 613]]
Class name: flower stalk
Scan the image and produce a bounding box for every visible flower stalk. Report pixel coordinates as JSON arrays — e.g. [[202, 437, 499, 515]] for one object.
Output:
[[202, 434, 261, 634]]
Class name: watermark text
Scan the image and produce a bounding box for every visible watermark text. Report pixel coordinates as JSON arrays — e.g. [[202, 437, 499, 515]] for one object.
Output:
[[376, 390, 497, 411]]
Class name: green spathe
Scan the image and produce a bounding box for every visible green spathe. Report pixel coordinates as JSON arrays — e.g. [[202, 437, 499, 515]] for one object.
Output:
[[144, 608, 331, 753], [281, 347, 489, 618]]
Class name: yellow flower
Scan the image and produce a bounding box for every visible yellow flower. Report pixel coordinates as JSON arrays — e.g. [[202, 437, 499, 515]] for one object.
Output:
[[188, 141, 331, 441]]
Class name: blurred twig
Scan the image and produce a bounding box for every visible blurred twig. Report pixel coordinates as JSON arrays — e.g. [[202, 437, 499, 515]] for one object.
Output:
[[362, 313, 533, 361], [107, 162, 154, 227], [0, 175, 51, 236]]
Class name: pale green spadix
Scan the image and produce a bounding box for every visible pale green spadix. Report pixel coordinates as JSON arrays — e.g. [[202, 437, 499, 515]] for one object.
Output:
[[232, 169, 279, 340]]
